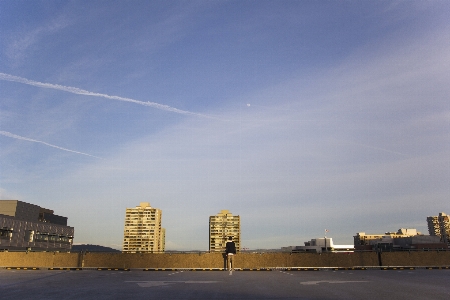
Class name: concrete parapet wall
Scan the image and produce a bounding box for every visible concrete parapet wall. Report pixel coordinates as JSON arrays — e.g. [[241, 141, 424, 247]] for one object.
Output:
[[83, 252, 224, 269], [0, 252, 79, 268], [380, 251, 450, 266], [289, 252, 379, 268], [1, 251, 449, 268]]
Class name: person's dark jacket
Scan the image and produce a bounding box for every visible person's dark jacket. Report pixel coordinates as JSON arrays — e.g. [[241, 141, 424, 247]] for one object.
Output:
[[226, 241, 236, 254]]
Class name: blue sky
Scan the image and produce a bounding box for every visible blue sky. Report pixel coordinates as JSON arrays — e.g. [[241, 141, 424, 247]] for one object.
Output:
[[0, 1, 449, 250]]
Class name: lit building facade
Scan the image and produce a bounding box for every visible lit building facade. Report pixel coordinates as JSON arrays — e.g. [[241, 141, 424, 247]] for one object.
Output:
[[354, 228, 446, 251], [0, 200, 74, 251], [427, 212, 450, 245], [122, 202, 165, 253], [427, 215, 440, 236], [209, 210, 240, 252]]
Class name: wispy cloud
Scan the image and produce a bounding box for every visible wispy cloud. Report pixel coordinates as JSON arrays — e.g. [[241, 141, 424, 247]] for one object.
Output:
[[0, 130, 101, 159], [348, 141, 409, 157], [0, 73, 210, 118], [6, 15, 70, 67]]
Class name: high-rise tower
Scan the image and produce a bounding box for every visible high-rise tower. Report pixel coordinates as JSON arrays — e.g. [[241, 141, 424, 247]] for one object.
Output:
[[209, 209, 240, 252], [427, 212, 450, 245], [123, 202, 165, 253]]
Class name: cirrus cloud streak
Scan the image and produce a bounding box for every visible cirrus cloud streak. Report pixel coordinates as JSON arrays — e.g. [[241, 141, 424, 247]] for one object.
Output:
[[0, 130, 101, 159], [0, 72, 209, 118]]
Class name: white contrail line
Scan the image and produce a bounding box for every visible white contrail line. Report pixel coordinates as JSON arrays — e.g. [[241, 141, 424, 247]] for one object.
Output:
[[0, 130, 101, 159], [0, 72, 208, 118]]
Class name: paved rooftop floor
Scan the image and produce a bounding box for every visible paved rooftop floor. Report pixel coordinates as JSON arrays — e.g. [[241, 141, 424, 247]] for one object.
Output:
[[1, 269, 449, 299]]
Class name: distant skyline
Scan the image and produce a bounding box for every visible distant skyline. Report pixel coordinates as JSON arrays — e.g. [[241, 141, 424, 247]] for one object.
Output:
[[0, 1, 449, 250]]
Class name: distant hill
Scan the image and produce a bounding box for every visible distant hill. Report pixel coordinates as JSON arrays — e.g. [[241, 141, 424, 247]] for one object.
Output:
[[71, 244, 120, 252]]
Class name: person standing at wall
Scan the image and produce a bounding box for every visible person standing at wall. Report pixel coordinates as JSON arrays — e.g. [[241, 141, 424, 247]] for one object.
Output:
[[226, 236, 236, 271]]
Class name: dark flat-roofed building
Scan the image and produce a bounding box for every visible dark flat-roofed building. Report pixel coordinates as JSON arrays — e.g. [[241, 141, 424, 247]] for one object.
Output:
[[0, 200, 74, 251]]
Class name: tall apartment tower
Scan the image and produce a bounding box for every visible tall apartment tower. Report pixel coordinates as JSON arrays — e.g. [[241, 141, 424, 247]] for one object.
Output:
[[427, 212, 450, 245], [209, 209, 240, 252], [123, 202, 165, 253], [427, 215, 440, 236]]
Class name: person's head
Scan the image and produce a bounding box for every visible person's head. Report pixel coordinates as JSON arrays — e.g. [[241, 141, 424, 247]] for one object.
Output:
[[228, 236, 232, 241]]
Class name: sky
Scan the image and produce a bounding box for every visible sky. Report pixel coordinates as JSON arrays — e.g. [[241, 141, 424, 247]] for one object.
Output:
[[0, 1, 449, 250]]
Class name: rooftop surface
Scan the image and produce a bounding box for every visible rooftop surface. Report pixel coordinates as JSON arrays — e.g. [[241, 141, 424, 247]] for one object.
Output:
[[1, 268, 449, 299]]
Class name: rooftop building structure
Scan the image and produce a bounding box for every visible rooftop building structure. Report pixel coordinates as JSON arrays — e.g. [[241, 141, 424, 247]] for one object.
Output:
[[122, 202, 165, 253], [0, 200, 74, 251], [209, 210, 240, 252], [282, 238, 354, 253]]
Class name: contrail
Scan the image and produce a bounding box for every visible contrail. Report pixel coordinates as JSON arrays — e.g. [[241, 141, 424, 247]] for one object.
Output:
[[0, 72, 208, 117], [0, 130, 101, 159]]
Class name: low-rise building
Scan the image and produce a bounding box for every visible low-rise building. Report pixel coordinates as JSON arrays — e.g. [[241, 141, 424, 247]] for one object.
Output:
[[282, 238, 354, 253], [0, 200, 74, 251], [354, 228, 447, 251]]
